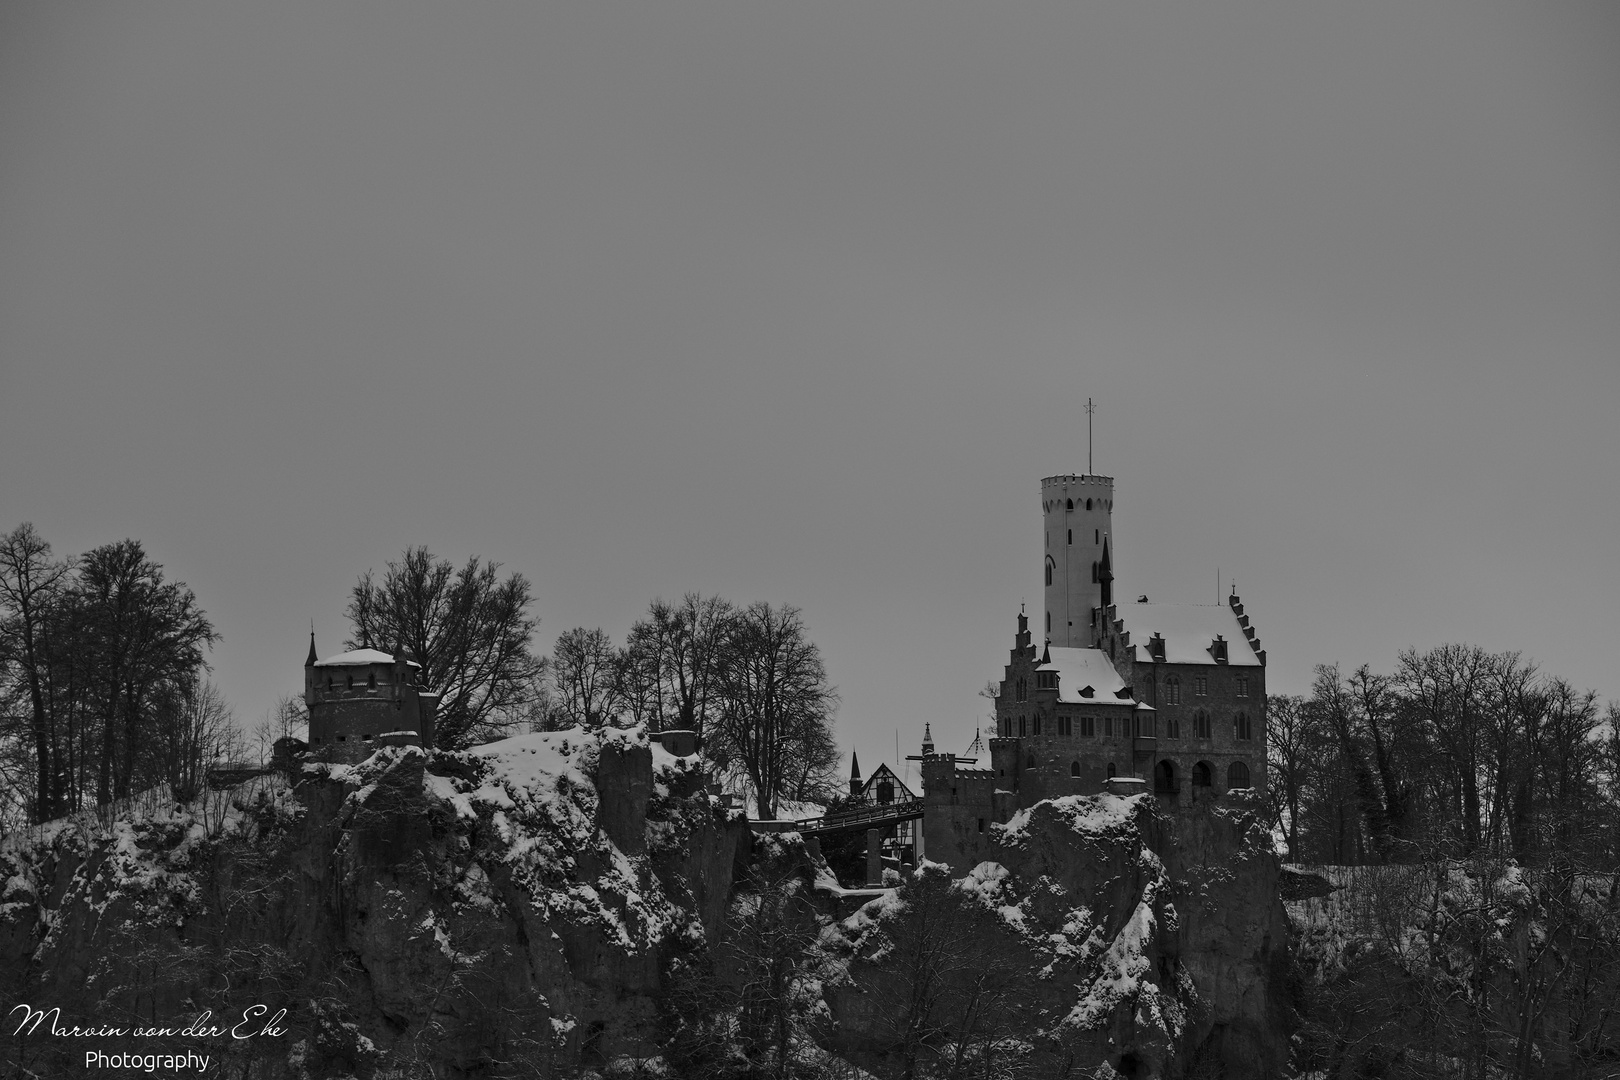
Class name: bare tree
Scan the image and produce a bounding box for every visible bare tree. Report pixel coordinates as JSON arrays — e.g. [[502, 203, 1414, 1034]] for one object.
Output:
[[620, 593, 735, 735], [0, 523, 73, 821], [345, 546, 543, 748], [549, 627, 623, 729], [710, 602, 837, 820]]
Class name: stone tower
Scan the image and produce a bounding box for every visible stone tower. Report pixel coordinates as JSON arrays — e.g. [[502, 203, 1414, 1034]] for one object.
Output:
[[1040, 473, 1114, 648]]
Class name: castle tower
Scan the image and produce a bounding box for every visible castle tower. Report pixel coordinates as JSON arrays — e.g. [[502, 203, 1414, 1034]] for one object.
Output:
[[1040, 473, 1115, 648]]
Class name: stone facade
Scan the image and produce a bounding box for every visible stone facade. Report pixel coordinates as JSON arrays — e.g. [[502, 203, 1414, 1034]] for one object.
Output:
[[920, 471, 1269, 871], [304, 638, 440, 763]]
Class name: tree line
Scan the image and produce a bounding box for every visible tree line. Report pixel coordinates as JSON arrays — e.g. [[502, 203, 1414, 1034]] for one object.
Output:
[[341, 548, 841, 819], [0, 524, 221, 825], [1267, 645, 1620, 869]]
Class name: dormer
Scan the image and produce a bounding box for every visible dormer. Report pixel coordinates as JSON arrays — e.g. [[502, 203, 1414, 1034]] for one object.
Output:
[[1036, 670, 1059, 691], [1147, 632, 1166, 662], [1114, 686, 1134, 700], [1210, 635, 1229, 664], [1079, 685, 1094, 699]]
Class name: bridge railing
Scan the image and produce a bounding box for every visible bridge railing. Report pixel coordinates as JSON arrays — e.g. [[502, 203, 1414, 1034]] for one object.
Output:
[[796, 796, 924, 834]]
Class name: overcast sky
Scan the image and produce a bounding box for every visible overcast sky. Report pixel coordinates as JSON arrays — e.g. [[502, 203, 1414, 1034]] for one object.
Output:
[[3, 1, 1616, 790]]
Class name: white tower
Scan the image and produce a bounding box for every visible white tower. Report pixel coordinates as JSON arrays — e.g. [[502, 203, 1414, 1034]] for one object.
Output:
[[1040, 474, 1115, 648]]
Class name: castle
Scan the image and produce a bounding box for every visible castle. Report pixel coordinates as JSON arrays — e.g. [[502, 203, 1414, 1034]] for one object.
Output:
[[920, 472, 1267, 869], [303, 635, 439, 763]]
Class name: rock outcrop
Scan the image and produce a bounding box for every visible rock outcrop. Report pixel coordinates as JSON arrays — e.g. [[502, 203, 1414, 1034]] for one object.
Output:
[[823, 789, 1292, 1079], [0, 727, 748, 1078]]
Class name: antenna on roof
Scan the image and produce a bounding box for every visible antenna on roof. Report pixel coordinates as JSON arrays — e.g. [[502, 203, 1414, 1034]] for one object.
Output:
[[1085, 398, 1097, 475]]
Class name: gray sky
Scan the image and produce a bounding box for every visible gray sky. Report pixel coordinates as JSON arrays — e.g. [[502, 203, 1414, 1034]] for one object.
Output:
[[3, 1, 1617, 788]]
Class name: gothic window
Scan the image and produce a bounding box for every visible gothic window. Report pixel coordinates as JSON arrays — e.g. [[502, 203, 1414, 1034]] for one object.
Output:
[[1071, 761, 1081, 777], [1165, 713, 1180, 739], [1194, 709, 1212, 738], [1068, 529, 1072, 545], [1066, 498, 1073, 511], [1165, 676, 1181, 705], [1019, 716, 1027, 737], [1036, 671, 1058, 690], [1045, 561, 1054, 586], [1235, 674, 1249, 698], [1194, 676, 1208, 696], [1193, 761, 1213, 787], [1095, 529, 1099, 544], [1235, 711, 1252, 740], [1228, 761, 1251, 789], [1032, 714, 1042, 736], [1086, 498, 1093, 511]]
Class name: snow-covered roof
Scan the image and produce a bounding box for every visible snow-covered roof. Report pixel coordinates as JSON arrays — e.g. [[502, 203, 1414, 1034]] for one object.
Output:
[[1036, 647, 1133, 704], [313, 648, 421, 668], [1117, 603, 1263, 667]]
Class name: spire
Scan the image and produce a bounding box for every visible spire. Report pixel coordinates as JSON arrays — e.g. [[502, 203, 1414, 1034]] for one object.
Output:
[[920, 724, 935, 756], [849, 750, 863, 797], [305, 628, 318, 668], [1099, 537, 1113, 608]]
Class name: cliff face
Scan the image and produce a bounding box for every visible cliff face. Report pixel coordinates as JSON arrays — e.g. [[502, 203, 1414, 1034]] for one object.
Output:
[[824, 790, 1292, 1079], [0, 728, 748, 1079]]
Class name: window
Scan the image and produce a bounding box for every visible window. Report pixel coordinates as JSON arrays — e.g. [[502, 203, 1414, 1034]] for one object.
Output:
[[1194, 709, 1212, 739], [346, 674, 354, 690], [1016, 677, 1027, 702], [1018, 716, 1027, 737], [1193, 761, 1213, 787], [337, 735, 347, 742], [367, 672, 376, 689], [1165, 676, 1181, 705], [1103, 715, 1113, 738], [1106, 762, 1117, 779], [1095, 529, 1099, 544], [1071, 761, 1081, 777], [1194, 676, 1208, 696], [1235, 674, 1249, 698], [978, 818, 986, 833], [1032, 714, 1042, 736], [1228, 761, 1251, 789], [1045, 561, 1053, 586], [877, 780, 894, 803], [1165, 714, 1180, 739], [1068, 529, 1072, 545], [363, 733, 373, 741], [1066, 498, 1073, 511], [1057, 715, 1071, 736], [1046, 612, 1051, 633], [1036, 671, 1058, 690], [1086, 498, 1093, 511], [1081, 715, 1095, 737], [1235, 711, 1252, 740]]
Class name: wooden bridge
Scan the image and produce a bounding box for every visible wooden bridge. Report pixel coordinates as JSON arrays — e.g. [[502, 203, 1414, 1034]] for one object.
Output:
[[792, 796, 924, 836]]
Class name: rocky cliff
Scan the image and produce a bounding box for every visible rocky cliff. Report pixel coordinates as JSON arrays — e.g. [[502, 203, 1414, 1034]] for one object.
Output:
[[822, 790, 1292, 1078], [0, 728, 747, 1078]]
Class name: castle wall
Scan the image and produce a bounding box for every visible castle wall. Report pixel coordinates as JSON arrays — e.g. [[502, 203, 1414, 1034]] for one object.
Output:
[[1127, 659, 1264, 805]]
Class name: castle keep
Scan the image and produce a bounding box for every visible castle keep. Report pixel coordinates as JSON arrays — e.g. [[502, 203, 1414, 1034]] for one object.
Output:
[[304, 636, 439, 763], [921, 472, 1267, 869]]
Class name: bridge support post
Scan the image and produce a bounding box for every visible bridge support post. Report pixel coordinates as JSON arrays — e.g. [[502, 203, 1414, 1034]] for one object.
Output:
[[805, 834, 821, 861], [865, 828, 882, 887]]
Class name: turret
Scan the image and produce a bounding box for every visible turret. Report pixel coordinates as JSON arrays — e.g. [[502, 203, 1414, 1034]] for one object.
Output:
[[1040, 473, 1115, 649], [849, 750, 862, 797], [920, 724, 935, 757]]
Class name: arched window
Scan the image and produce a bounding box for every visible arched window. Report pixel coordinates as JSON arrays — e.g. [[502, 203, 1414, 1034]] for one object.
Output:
[[1194, 709, 1212, 739], [1228, 761, 1251, 789], [1032, 714, 1042, 736], [1067, 529, 1072, 545], [1164, 676, 1181, 705], [1086, 498, 1093, 511], [1234, 711, 1252, 740], [1106, 762, 1117, 779], [1066, 498, 1074, 511], [1027, 753, 1037, 769], [1193, 761, 1213, 788], [1071, 760, 1081, 777], [1045, 560, 1054, 586], [1018, 715, 1027, 736], [367, 672, 376, 689]]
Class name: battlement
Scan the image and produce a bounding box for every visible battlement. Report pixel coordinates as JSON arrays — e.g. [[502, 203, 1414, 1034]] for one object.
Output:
[[1041, 474, 1113, 489]]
